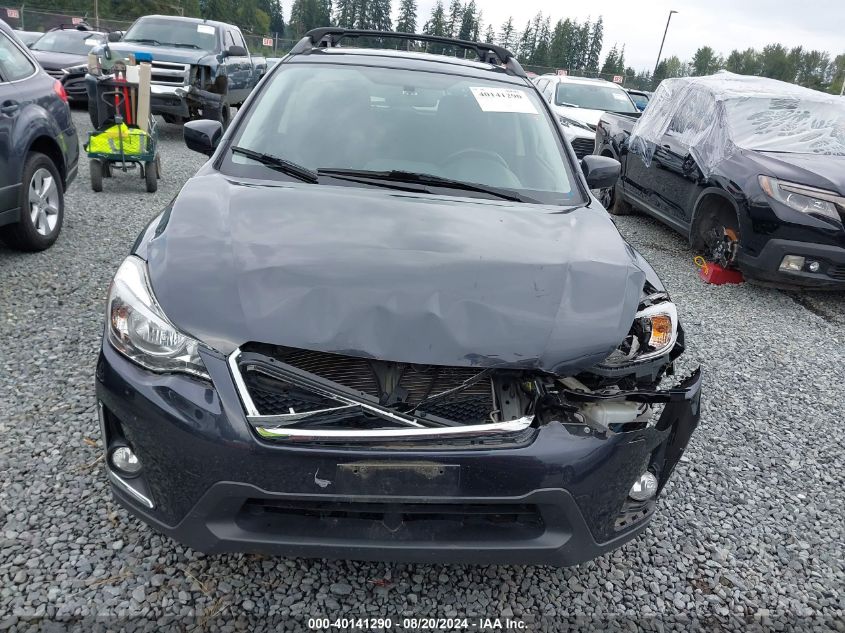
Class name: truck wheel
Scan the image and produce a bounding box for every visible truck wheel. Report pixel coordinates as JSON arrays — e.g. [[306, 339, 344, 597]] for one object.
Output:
[[0, 153, 64, 251], [144, 161, 158, 193], [607, 182, 635, 216], [693, 204, 740, 268], [90, 159, 104, 192]]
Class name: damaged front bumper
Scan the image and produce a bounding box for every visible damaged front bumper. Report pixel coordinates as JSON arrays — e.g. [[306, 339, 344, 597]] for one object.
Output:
[[95, 342, 701, 566], [148, 84, 224, 119]]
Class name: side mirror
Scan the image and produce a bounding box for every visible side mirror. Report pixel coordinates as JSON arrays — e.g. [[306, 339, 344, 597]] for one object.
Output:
[[225, 45, 247, 57], [184, 119, 223, 156], [107, 31, 123, 42], [580, 155, 620, 190]]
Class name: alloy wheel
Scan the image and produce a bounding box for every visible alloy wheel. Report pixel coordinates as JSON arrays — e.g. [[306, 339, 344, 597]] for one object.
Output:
[[28, 168, 60, 237]]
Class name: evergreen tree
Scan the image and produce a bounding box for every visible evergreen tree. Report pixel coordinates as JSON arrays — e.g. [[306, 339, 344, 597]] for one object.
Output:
[[258, 0, 285, 33], [531, 16, 551, 66], [334, 0, 357, 28], [600, 44, 619, 76], [457, 1, 477, 41], [498, 16, 515, 51], [365, 0, 392, 30], [445, 0, 463, 38], [759, 43, 791, 81], [423, 0, 446, 36], [691, 46, 721, 76], [586, 16, 603, 72], [483, 24, 495, 44], [395, 0, 417, 33], [288, 0, 331, 38], [515, 19, 534, 61]]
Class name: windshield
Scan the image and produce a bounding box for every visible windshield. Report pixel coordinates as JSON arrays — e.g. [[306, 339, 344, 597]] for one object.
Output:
[[724, 97, 845, 156], [629, 92, 649, 110], [228, 64, 580, 205], [555, 82, 638, 113], [123, 18, 217, 51], [31, 30, 105, 55]]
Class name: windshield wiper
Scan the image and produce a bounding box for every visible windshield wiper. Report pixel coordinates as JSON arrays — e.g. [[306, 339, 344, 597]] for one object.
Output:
[[123, 37, 162, 45], [231, 147, 318, 183], [317, 169, 537, 203], [557, 101, 580, 108], [169, 42, 201, 49]]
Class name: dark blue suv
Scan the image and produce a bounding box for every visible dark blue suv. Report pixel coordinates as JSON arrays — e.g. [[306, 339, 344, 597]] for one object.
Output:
[[0, 19, 79, 251]]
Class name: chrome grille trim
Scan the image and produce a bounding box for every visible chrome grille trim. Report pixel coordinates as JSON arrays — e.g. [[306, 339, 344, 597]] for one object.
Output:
[[149, 60, 189, 86], [227, 348, 534, 441]]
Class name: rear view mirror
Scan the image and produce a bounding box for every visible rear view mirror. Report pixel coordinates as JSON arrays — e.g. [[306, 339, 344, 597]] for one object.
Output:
[[107, 31, 123, 42], [580, 155, 620, 190], [226, 45, 247, 57], [184, 119, 223, 156]]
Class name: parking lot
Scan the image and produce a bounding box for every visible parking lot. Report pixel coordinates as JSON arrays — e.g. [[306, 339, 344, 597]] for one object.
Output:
[[1, 108, 843, 629]]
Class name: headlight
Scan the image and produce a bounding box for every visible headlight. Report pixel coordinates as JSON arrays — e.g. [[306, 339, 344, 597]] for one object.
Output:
[[758, 175, 842, 224], [601, 301, 678, 366], [107, 256, 209, 379], [558, 115, 594, 132], [63, 64, 88, 74]]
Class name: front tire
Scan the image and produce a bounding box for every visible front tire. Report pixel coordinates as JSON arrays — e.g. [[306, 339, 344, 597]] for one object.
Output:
[[606, 181, 634, 216], [144, 160, 158, 193], [90, 159, 104, 192], [0, 153, 64, 251]]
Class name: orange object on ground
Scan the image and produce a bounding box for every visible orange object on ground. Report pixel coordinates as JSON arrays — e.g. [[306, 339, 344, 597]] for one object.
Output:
[[694, 256, 744, 285]]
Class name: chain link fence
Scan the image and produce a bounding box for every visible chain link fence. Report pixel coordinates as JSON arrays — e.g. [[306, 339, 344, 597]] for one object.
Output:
[[1, 6, 295, 57]]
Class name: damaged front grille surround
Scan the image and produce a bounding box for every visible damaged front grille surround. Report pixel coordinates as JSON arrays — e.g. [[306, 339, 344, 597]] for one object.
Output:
[[228, 348, 536, 440], [227, 343, 698, 442]]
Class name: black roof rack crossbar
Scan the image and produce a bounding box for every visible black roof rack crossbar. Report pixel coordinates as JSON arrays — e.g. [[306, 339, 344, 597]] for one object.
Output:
[[292, 28, 526, 78]]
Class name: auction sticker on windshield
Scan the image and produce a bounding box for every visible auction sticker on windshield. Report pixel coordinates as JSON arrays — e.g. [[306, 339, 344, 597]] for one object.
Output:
[[197, 24, 215, 34], [470, 87, 538, 114]]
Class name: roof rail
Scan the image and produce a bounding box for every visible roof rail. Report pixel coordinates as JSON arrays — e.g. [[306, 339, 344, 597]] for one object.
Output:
[[49, 23, 93, 32], [291, 28, 526, 78]]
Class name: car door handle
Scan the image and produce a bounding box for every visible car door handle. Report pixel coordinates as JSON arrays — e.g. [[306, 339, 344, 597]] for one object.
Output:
[[0, 101, 20, 115]]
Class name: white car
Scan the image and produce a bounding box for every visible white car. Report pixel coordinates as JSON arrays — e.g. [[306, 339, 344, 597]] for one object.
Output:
[[533, 75, 639, 158]]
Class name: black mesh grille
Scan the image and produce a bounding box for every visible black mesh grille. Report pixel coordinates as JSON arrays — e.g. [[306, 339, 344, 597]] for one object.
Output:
[[243, 369, 341, 415], [240, 344, 495, 423], [238, 498, 544, 542], [829, 264, 845, 280], [570, 138, 594, 159]]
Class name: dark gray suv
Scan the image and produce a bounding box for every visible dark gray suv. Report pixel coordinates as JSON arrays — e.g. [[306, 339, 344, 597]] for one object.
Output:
[[0, 19, 79, 251]]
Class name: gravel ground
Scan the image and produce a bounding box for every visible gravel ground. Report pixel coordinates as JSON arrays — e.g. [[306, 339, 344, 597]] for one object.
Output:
[[0, 108, 843, 632]]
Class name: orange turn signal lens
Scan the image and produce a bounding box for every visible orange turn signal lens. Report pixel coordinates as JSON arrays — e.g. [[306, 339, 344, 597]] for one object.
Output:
[[648, 315, 673, 349]]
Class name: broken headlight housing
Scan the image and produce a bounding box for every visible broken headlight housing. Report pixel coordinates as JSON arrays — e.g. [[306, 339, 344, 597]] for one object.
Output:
[[600, 300, 678, 367], [107, 256, 209, 379]]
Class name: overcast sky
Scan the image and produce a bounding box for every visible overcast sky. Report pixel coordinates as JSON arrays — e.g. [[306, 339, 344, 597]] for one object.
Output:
[[281, 0, 844, 71]]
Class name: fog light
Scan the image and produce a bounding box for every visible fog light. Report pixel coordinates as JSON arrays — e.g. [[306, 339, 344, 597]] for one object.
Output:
[[779, 255, 804, 272], [807, 260, 820, 273], [629, 471, 658, 501], [109, 446, 142, 476]]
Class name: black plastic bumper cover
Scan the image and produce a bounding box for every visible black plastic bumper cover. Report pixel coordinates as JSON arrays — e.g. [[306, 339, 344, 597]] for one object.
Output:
[[95, 343, 702, 566]]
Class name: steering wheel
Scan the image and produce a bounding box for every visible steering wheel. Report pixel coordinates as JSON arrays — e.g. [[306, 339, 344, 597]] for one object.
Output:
[[443, 148, 509, 170]]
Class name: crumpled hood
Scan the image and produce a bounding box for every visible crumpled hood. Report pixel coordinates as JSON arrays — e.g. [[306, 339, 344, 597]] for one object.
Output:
[[146, 175, 647, 375], [104, 42, 214, 65]]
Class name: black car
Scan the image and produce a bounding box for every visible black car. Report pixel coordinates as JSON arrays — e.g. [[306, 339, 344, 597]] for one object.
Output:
[[0, 20, 79, 251], [598, 73, 845, 287], [30, 25, 107, 102], [96, 29, 701, 566]]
